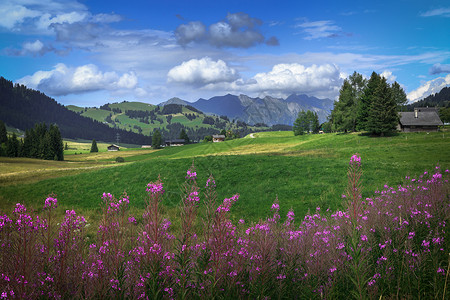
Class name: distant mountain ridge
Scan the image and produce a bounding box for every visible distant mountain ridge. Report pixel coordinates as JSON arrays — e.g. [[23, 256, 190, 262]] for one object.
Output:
[[159, 93, 334, 126]]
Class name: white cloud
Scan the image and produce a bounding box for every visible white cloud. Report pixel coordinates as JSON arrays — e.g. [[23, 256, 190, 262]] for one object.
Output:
[[380, 70, 397, 82], [0, 3, 40, 29], [420, 7, 450, 17], [17, 63, 138, 96], [407, 74, 450, 102], [243, 63, 344, 98], [296, 20, 342, 40], [167, 57, 239, 85]]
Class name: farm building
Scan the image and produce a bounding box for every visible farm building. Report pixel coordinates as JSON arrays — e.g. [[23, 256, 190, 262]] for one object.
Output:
[[165, 139, 185, 147], [107, 144, 120, 151], [212, 134, 225, 142], [398, 107, 443, 132]]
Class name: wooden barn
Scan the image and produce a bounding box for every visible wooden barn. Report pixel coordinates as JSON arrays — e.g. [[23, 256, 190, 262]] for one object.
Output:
[[165, 139, 186, 147], [398, 107, 443, 132], [212, 134, 225, 142], [107, 144, 120, 151]]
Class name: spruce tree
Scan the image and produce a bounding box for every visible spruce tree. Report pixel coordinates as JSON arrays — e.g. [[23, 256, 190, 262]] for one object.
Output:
[[293, 111, 308, 135], [90, 139, 99, 153], [179, 129, 190, 144], [0, 120, 7, 144], [152, 129, 162, 149], [366, 77, 399, 136], [358, 72, 381, 131], [331, 72, 366, 132], [49, 124, 64, 160]]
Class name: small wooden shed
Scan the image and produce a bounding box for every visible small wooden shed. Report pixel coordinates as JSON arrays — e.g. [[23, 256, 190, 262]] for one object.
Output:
[[107, 144, 120, 151], [212, 135, 225, 142], [165, 139, 185, 147]]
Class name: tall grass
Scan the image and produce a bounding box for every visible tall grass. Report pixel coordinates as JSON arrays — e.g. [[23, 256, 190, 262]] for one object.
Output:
[[1, 156, 448, 299]]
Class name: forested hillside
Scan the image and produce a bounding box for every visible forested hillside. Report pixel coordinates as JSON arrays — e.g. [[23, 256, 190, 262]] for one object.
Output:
[[69, 101, 276, 142], [0, 77, 148, 144], [406, 87, 450, 122]]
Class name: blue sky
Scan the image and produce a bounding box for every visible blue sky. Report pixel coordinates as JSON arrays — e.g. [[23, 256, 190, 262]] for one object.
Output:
[[1, 0, 449, 107]]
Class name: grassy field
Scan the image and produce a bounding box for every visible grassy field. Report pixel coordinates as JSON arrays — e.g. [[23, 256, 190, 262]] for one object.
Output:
[[0, 131, 449, 225]]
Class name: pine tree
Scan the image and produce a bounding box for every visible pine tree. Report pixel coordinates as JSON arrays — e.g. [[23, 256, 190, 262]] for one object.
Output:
[[152, 129, 162, 149], [49, 124, 64, 161], [6, 133, 19, 157], [331, 72, 366, 132], [366, 77, 399, 136], [0, 120, 7, 144], [293, 111, 308, 135], [358, 72, 381, 131], [90, 139, 99, 153], [179, 129, 190, 144], [390, 81, 407, 110]]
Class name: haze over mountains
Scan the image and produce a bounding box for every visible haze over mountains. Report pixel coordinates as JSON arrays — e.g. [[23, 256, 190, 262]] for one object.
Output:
[[159, 93, 334, 126]]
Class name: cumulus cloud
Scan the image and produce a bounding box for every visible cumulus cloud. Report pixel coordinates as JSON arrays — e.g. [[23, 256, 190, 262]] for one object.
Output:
[[167, 57, 239, 85], [246, 63, 344, 97], [429, 63, 450, 74], [380, 70, 397, 82], [420, 7, 450, 17], [296, 20, 342, 40], [175, 12, 277, 48], [407, 74, 450, 102], [17, 63, 138, 96]]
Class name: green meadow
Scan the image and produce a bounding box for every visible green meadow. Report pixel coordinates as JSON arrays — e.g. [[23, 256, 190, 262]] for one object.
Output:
[[0, 131, 449, 225]]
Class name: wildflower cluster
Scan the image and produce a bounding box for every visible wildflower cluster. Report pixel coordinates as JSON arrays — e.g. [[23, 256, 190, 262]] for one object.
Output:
[[0, 159, 448, 299]]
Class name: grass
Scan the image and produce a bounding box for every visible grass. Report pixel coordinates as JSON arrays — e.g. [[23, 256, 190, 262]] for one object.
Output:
[[1, 130, 448, 224]]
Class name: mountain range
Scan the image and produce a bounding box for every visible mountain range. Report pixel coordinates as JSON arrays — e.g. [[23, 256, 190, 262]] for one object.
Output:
[[159, 93, 334, 126]]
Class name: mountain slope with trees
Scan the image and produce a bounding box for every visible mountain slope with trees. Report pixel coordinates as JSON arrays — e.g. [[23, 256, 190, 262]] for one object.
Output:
[[0, 77, 148, 145], [406, 86, 450, 123]]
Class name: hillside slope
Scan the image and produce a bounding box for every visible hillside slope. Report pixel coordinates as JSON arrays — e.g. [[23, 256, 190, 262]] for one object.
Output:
[[0, 77, 148, 145]]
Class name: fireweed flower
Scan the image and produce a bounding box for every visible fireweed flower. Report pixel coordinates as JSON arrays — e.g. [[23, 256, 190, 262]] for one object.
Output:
[[43, 196, 58, 210], [146, 182, 164, 194], [349, 153, 361, 166], [205, 176, 216, 188], [186, 191, 200, 203], [186, 169, 197, 180]]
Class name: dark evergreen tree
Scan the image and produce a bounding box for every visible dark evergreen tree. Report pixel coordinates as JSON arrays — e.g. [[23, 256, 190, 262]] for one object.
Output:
[[358, 72, 381, 131], [179, 129, 190, 144], [0, 120, 7, 144], [6, 133, 19, 157], [90, 139, 99, 153], [331, 72, 366, 132], [306, 110, 320, 133], [49, 124, 64, 161], [293, 111, 308, 135], [366, 77, 399, 136], [152, 129, 162, 149], [390, 81, 408, 110]]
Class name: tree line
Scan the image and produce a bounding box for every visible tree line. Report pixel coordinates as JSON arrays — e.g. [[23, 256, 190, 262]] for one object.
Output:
[[0, 121, 64, 160], [329, 71, 407, 135]]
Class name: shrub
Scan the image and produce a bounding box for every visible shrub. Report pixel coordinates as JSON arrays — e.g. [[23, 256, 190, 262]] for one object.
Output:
[[0, 158, 448, 299], [115, 156, 125, 163]]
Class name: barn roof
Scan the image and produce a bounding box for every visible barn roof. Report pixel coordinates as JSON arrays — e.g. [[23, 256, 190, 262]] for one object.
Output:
[[399, 109, 443, 126]]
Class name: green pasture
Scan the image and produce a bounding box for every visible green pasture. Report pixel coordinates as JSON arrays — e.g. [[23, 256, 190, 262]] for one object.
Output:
[[0, 131, 449, 224]]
